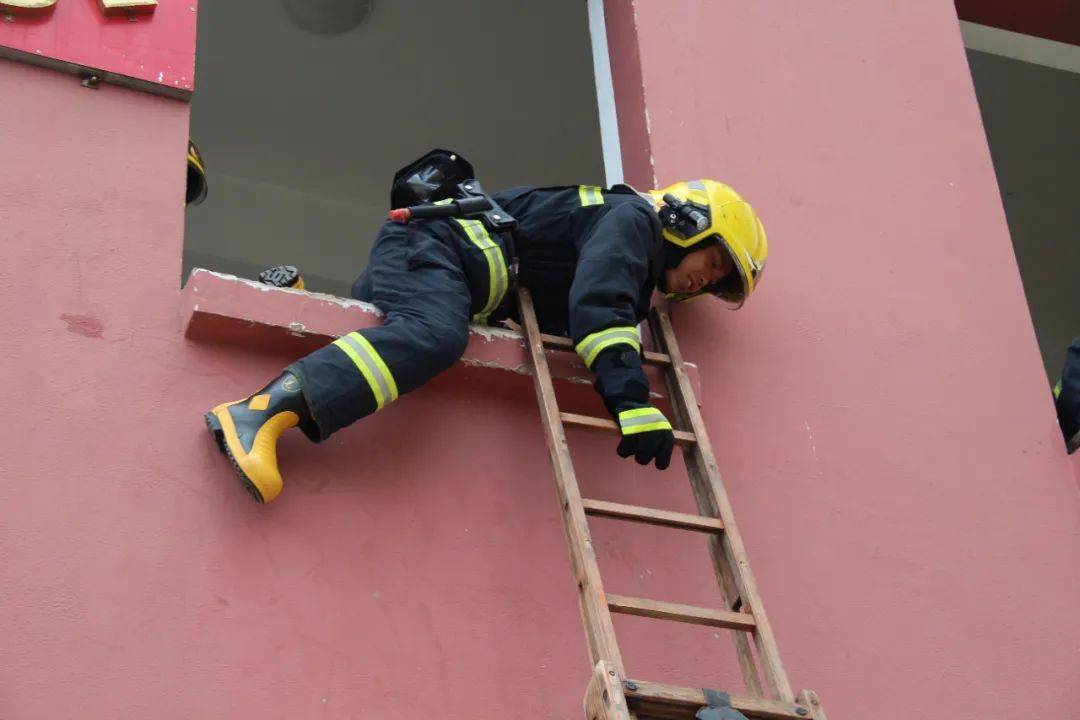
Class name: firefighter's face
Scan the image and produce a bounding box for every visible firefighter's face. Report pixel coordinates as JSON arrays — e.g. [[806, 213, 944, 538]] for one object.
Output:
[[664, 245, 733, 295]]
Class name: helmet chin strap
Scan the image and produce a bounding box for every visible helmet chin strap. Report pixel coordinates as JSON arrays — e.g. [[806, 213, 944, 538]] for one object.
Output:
[[662, 243, 684, 270]]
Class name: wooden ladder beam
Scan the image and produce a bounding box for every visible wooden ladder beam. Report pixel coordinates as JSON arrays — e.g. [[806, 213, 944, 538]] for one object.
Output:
[[607, 593, 756, 631], [517, 287, 625, 673], [516, 284, 826, 719], [541, 333, 672, 367], [624, 679, 814, 720], [581, 498, 724, 533], [561, 412, 698, 445], [650, 307, 795, 701], [584, 661, 632, 720]]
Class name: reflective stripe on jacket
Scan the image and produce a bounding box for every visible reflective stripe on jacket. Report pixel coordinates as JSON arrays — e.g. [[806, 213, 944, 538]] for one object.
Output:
[[494, 185, 663, 365]]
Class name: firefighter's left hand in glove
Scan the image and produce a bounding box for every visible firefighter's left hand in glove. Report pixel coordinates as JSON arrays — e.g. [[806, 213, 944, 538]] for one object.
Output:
[[615, 402, 675, 469], [592, 345, 675, 470]]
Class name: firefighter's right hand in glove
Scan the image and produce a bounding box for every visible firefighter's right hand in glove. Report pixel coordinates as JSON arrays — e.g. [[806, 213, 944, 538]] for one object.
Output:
[[614, 402, 675, 469]]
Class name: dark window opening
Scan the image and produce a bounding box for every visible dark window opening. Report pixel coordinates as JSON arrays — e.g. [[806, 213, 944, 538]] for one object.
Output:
[[962, 23, 1080, 382], [184, 0, 608, 298]]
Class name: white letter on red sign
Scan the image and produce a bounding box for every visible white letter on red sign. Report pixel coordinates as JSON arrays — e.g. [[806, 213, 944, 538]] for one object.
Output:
[[0, 0, 157, 15], [99, 0, 157, 16], [0, 0, 58, 15]]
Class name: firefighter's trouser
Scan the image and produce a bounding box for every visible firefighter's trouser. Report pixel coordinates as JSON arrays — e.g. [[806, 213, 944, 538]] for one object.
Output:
[[289, 221, 501, 440]]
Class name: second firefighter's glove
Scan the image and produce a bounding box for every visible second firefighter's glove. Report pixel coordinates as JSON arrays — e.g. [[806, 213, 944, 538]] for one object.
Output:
[[614, 402, 675, 469]]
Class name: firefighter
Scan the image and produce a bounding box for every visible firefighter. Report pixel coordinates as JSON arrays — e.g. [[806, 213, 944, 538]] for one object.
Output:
[[186, 140, 208, 206], [204, 151, 768, 503], [1054, 338, 1080, 454]]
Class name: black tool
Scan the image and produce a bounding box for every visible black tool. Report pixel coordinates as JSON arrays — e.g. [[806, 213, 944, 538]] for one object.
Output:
[[388, 179, 517, 234], [659, 192, 710, 239]]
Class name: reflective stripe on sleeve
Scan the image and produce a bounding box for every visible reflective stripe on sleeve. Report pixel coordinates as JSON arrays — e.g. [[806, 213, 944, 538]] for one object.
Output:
[[453, 218, 508, 324], [332, 331, 399, 410], [617, 407, 672, 435], [575, 326, 642, 368], [578, 185, 604, 207]]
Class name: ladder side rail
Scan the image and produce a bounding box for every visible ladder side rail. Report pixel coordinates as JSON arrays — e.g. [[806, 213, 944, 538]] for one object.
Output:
[[795, 691, 828, 720], [649, 314, 765, 698], [584, 661, 633, 720], [649, 307, 795, 702], [518, 286, 626, 674]]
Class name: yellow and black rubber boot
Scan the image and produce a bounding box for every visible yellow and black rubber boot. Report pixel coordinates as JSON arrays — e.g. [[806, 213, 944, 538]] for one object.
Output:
[[205, 371, 317, 503]]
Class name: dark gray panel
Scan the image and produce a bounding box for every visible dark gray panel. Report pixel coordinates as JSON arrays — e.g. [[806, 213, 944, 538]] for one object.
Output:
[[184, 0, 605, 295], [967, 49, 1080, 379]]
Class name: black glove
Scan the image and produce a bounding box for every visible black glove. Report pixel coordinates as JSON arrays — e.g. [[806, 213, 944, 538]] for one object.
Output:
[[592, 346, 675, 470], [615, 402, 675, 469]]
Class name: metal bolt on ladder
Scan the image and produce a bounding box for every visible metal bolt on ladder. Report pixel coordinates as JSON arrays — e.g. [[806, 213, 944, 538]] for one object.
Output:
[[516, 286, 827, 720]]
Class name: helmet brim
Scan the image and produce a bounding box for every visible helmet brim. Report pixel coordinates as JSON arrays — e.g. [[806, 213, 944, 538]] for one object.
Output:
[[710, 235, 750, 308]]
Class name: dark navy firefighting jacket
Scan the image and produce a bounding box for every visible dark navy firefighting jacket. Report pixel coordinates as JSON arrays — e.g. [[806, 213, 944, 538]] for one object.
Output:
[[291, 184, 664, 440]]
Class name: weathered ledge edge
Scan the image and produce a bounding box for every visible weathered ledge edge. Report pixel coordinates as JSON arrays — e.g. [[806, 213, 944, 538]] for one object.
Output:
[[181, 268, 698, 397]]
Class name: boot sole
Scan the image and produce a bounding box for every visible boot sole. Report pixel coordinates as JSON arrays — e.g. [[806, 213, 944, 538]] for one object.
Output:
[[204, 411, 266, 504]]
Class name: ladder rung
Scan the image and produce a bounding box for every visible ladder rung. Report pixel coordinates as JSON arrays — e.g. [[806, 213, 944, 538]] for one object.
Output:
[[606, 594, 756, 631], [623, 679, 810, 720], [540, 333, 672, 366], [560, 412, 697, 445], [582, 498, 724, 533]]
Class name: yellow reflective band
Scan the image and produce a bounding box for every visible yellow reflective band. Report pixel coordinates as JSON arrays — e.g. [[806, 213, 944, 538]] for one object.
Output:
[[453, 218, 508, 324], [1054, 381, 1062, 399], [331, 332, 399, 410], [332, 338, 383, 408], [351, 332, 399, 402], [619, 407, 662, 420], [575, 326, 641, 368], [617, 407, 672, 435], [579, 185, 604, 207], [623, 422, 672, 434]]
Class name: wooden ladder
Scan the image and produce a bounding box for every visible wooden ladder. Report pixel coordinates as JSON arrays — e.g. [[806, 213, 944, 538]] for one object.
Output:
[[516, 286, 827, 720]]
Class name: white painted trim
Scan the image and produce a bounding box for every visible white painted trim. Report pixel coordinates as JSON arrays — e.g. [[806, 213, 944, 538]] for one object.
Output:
[[587, 0, 624, 186], [960, 20, 1080, 74]]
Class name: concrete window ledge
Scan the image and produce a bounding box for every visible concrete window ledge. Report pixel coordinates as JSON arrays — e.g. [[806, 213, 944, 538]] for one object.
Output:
[[180, 268, 697, 396]]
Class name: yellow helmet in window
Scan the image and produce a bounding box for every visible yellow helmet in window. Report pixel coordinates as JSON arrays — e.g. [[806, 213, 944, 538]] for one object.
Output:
[[647, 179, 768, 307], [186, 140, 208, 206]]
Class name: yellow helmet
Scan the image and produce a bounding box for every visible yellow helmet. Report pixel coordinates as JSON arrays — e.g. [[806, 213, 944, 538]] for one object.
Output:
[[186, 139, 208, 206], [647, 179, 768, 307]]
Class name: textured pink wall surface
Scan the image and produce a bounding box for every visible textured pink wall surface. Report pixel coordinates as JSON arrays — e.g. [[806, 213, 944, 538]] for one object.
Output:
[[3, 0, 1080, 713], [617, 1, 1080, 717]]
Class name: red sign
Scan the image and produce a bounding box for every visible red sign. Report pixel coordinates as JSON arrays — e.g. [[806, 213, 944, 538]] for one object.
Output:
[[0, 0, 196, 97]]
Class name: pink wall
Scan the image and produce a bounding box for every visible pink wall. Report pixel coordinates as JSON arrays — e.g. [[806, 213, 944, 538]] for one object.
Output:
[[2, 0, 1080, 716], [0, 0, 196, 96], [615, 0, 1080, 717], [0, 59, 747, 719]]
